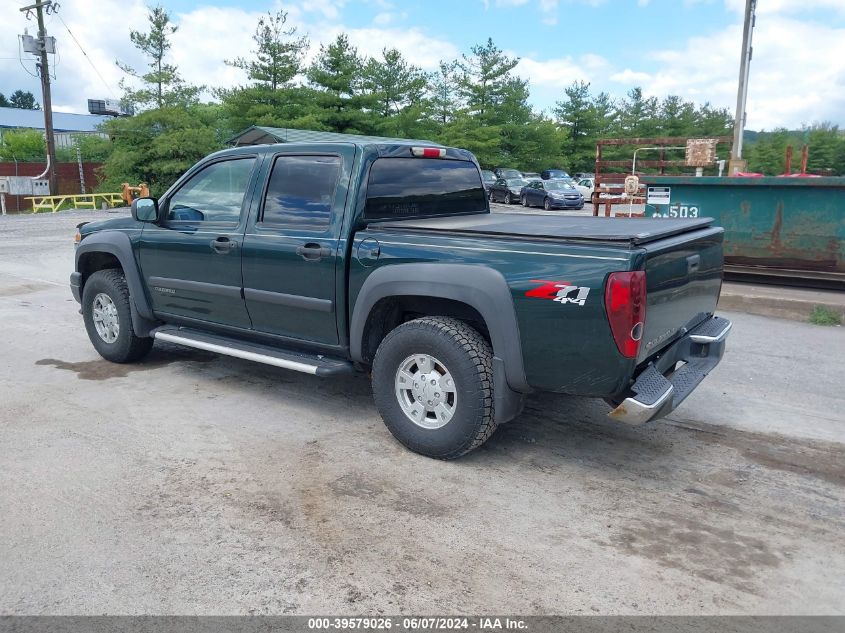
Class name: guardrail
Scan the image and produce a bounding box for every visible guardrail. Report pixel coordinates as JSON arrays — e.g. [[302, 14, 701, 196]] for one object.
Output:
[[24, 193, 126, 213]]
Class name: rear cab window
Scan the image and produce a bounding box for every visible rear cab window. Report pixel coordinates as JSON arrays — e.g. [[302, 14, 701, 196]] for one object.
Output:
[[364, 158, 487, 220]]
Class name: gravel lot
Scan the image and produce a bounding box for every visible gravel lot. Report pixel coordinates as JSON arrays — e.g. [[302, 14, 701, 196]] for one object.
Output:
[[1, 210, 843, 615]]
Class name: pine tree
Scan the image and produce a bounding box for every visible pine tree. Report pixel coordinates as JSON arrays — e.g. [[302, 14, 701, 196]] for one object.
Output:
[[225, 10, 307, 90], [306, 35, 375, 134], [115, 5, 202, 110], [457, 38, 521, 123], [429, 61, 461, 126], [362, 48, 428, 119]]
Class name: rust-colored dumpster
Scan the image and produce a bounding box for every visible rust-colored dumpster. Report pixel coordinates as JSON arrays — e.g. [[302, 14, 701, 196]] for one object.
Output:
[[640, 176, 845, 283]]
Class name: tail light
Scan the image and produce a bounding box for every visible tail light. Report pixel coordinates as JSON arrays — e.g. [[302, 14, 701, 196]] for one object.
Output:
[[604, 271, 647, 358]]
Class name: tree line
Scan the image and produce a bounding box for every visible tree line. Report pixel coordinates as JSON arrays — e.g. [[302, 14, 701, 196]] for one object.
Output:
[[3, 5, 844, 191]]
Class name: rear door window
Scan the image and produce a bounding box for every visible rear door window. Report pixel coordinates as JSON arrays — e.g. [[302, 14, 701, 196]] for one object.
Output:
[[364, 158, 487, 219], [261, 155, 341, 229]]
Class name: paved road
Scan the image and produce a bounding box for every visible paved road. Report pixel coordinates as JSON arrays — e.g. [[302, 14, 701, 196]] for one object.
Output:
[[1, 211, 843, 615]]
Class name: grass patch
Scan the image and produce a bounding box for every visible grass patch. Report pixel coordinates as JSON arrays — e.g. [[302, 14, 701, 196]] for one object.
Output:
[[809, 305, 842, 326]]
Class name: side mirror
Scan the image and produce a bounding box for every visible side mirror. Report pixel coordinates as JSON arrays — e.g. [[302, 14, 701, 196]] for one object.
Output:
[[131, 197, 159, 222]]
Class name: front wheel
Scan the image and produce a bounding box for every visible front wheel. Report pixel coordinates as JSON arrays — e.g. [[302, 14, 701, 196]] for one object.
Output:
[[544, 197, 551, 210], [82, 269, 153, 363], [505, 192, 512, 204], [488, 190, 495, 203], [521, 195, 528, 207], [371, 317, 497, 459]]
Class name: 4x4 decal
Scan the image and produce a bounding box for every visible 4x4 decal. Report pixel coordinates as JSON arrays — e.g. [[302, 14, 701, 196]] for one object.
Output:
[[525, 280, 590, 306]]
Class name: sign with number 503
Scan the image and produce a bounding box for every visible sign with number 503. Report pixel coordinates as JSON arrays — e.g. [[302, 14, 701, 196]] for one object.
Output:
[[652, 204, 700, 218]]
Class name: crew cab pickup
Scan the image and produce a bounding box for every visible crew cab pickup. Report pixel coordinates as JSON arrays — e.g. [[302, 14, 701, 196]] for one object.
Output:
[[71, 142, 730, 458]]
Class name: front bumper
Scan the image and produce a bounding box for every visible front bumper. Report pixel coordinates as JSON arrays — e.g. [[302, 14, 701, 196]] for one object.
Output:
[[547, 197, 584, 208], [608, 315, 731, 425], [70, 272, 82, 303]]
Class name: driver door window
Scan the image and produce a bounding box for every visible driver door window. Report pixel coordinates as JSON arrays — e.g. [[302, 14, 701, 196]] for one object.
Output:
[[167, 158, 256, 223]]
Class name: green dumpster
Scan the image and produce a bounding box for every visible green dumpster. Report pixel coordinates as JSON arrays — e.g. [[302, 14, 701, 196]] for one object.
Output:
[[639, 176, 845, 279]]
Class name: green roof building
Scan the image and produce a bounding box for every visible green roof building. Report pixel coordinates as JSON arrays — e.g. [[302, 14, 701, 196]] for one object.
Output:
[[227, 125, 439, 147]]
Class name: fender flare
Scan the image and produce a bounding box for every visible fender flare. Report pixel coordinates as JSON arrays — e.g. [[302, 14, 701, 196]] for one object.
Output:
[[75, 231, 157, 335], [350, 263, 529, 393]]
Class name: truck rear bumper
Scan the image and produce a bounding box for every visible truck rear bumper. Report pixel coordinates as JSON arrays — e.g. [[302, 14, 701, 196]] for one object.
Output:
[[608, 315, 731, 425]]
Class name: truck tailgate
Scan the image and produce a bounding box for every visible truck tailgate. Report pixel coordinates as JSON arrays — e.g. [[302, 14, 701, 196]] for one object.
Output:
[[638, 225, 725, 362]]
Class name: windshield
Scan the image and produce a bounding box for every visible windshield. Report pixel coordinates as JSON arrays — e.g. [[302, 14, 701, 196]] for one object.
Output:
[[505, 178, 527, 186], [546, 170, 568, 178], [499, 169, 522, 178], [545, 181, 574, 191], [481, 170, 496, 182]]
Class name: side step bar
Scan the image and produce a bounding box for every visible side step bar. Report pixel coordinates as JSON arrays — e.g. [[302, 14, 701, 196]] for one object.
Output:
[[152, 326, 354, 377]]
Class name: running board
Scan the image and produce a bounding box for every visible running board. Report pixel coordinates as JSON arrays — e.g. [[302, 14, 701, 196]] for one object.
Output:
[[152, 326, 354, 376]]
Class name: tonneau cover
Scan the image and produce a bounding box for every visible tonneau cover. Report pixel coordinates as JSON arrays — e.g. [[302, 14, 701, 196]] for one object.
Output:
[[368, 213, 714, 246]]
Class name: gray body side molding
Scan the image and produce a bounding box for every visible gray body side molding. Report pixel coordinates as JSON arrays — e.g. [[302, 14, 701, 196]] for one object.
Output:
[[350, 263, 530, 394], [75, 231, 158, 336]]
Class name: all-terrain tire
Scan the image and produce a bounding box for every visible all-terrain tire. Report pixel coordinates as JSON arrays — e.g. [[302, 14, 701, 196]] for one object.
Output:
[[82, 269, 153, 363], [372, 317, 496, 459]]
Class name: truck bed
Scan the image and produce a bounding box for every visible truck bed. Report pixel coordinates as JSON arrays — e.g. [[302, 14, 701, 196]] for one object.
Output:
[[368, 213, 714, 246]]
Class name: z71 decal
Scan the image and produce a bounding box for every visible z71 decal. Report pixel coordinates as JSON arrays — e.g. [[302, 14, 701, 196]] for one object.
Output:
[[525, 280, 591, 306]]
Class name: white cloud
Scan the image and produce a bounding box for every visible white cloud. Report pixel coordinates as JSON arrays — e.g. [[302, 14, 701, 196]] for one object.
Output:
[[4, 0, 149, 112], [612, 11, 845, 129], [300, 0, 347, 20]]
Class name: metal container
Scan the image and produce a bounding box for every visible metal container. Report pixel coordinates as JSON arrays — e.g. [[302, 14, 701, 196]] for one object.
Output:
[[640, 176, 845, 280]]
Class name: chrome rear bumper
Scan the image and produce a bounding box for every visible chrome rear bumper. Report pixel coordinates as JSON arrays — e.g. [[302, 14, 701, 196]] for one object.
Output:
[[608, 315, 731, 426]]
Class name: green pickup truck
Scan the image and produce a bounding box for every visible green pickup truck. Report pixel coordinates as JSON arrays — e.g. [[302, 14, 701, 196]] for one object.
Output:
[[71, 142, 731, 458]]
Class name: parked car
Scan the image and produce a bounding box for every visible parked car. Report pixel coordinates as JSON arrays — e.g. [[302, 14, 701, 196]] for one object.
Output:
[[521, 172, 541, 180], [575, 177, 595, 199], [488, 177, 528, 204], [494, 167, 522, 179], [71, 142, 730, 459], [520, 179, 584, 210], [480, 169, 497, 192], [541, 169, 570, 180]]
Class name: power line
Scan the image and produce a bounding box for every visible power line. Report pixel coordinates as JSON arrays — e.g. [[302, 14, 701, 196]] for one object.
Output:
[[56, 13, 118, 99]]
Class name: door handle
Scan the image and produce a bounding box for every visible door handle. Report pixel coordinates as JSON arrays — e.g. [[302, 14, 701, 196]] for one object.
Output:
[[210, 237, 238, 254], [296, 243, 331, 261]]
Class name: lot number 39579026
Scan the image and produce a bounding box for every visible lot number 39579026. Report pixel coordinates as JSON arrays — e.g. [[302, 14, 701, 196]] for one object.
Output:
[[652, 204, 700, 218]]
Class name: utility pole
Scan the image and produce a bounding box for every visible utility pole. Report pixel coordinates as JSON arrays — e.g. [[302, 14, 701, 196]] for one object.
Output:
[[20, 0, 58, 195], [729, 0, 756, 175]]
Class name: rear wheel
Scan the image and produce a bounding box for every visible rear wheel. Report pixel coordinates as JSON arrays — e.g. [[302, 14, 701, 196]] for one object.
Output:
[[521, 195, 528, 207], [82, 269, 153, 363], [372, 317, 496, 459], [488, 190, 495, 202]]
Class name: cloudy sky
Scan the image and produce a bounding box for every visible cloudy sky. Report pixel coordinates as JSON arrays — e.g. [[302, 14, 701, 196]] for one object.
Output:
[[3, 0, 844, 130]]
